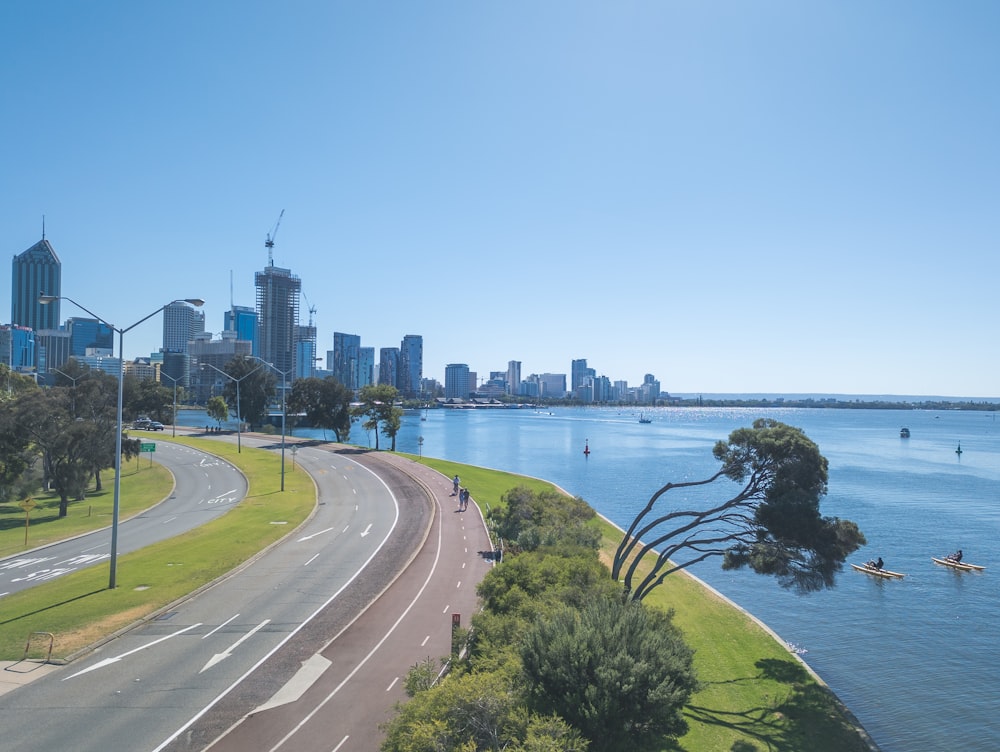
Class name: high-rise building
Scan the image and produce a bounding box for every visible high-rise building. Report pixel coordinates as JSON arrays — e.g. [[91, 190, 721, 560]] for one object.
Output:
[[358, 347, 375, 388], [0, 325, 36, 371], [444, 363, 471, 399], [224, 305, 258, 356], [67, 317, 113, 357], [379, 347, 399, 387], [332, 332, 361, 389], [255, 264, 300, 377], [399, 334, 423, 398], [12, 236, 61, 332], [162, 300, 205, 353], [571, 359, 593, 392], [35, 328, 71, 374], [506, 360, 521, 396], [188, 332, 253, 403], [295, 323, 317, 380]]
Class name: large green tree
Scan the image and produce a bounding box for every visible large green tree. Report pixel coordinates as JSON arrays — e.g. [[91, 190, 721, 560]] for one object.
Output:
[[612, 419, 866, 600], [287, 376, 354, 441], [220, 356, 277, 429], [352, 384, 403, 450], [520, 595, 699, 752]]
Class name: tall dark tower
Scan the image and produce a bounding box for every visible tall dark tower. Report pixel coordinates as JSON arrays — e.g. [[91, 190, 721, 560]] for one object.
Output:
[[255, 264, 301, 376], [12, 235, 61, 330]]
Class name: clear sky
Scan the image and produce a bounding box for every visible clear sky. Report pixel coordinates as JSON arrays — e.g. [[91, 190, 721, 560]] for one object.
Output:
[[4, 2, 999, 398]]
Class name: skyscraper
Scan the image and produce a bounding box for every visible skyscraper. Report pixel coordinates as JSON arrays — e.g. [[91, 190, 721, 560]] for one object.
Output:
[[224, 305, 258, 356], [399, 334, 423, 398], [379, 347, 399, 387], [444, 363, 470, 399], [255, 264, 301, 377], [162, 300, 205, 353], [12, 236, 61, 331], [332, 332, 361, 389], [506, 360, 521, 396]]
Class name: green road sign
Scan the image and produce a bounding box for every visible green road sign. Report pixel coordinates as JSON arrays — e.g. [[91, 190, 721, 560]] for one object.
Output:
[[140, 443, 156, 452]]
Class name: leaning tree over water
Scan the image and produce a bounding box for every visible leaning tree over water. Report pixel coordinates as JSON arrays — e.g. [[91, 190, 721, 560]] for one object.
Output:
[[612, 418, 866, 601]]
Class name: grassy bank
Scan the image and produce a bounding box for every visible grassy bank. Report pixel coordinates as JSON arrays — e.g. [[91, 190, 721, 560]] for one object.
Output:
[[0, 437, 313, 659], [414, 455, 872, 752]]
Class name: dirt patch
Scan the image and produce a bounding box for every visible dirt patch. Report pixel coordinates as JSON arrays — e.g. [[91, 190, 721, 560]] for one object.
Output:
[[54, 605, 154, 658]]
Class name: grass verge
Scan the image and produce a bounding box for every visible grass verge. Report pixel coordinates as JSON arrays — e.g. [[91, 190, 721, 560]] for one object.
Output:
[[413, 454, 872, 752], [0, 436, 314, 659]]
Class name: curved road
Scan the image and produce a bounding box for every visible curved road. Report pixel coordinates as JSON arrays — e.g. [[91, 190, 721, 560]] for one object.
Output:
[[0, 435, 494, 752], [0, 441, 247, 597]]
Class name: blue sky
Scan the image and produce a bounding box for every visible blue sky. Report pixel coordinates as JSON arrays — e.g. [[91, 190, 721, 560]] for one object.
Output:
[[4, 2, 999, 397]]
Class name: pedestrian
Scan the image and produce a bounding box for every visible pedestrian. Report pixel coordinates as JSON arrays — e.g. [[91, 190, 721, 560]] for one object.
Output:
[[452, 475, 460, 496]]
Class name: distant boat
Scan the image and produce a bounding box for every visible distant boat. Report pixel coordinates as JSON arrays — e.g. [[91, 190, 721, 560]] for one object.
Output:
[[638, 413, 652, 424], [900, 427, 910, 438]]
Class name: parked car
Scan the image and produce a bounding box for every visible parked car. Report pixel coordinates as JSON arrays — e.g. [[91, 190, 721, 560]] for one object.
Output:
[[148, 421, 165, 431], [133, 418, 152, 430]]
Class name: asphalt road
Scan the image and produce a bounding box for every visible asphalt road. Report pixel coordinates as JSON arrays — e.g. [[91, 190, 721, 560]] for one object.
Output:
[[0, 441, 247, 597], [0, 436, 494, 752]]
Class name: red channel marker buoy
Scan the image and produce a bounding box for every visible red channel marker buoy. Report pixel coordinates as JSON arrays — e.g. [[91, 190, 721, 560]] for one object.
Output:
[[583, 440, 590, 456]]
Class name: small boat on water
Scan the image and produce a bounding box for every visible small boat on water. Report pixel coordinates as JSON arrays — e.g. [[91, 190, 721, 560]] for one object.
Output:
[[638, 413, 652, 424], [932, 557, 985, 572], [900, 427, 910, 438], [851, 562, 905, 579]]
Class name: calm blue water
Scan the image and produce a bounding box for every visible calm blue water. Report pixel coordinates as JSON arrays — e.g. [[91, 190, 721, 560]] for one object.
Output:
[[180, 406, 999, 751]]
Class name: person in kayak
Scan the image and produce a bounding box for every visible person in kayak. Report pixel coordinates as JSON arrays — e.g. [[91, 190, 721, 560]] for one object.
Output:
[[866, 557, 884, 570], [946, 550, 963, 563]]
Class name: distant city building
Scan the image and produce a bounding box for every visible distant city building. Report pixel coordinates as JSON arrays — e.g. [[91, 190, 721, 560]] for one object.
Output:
[[12, 236, 61, 332], [506, 360, 521, 396], [537, 372, 567, 398], [162, 300, 205, 354], [224, 305, 258, 357], [188, 332, 252, 403], [35, 328, 71, 374], [124, 357, 157, 382], [379, 347, 399, 387], [255, 263, 300, 378], [0, 324, 36, 371], [67, 317, 113, 357], [641, 373, 661, 403], [399, 335, 423, 397], [160, 350, 192, 390], [444, 363, 471, 399], [295, 323, 317, 379], [332, 332, 361, 389], [358, 347, 375, 387], [571, 359, 594, 392]]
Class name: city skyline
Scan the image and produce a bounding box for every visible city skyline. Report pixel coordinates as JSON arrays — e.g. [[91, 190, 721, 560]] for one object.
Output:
[[4, 4, 999, 398]]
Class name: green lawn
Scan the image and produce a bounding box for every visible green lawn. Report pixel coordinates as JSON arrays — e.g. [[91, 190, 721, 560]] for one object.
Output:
[[413, 454, 873, 752]]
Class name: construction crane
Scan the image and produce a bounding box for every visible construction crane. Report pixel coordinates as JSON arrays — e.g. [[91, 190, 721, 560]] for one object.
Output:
[[265, 209, 284, 266], [302, 291, 317, 327]]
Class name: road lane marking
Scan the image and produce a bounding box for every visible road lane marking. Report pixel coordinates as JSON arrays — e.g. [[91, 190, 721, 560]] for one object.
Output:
[[360, 524, 373, 537], [297, 527, 336, 542], [305, 553, 320, 566], [65, 623, 203, 679], [331, 736, 349, 752], [200, 620, 271, 673], [421, 636, 429, 646], [254, 654, 332, 713], [385, 677, 399, 692], [203, 614, 241, 639]]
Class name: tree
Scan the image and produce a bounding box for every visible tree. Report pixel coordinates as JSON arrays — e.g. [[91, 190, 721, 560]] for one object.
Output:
[[206, 396, 228, 428], [287, 376, 354, 441], [612, 419, 866, 600], [492, 486, 600, 552], [0, 398, 38, 502], [220, 356, 276, 429], [520, 594, 699, 752], [352, 384, 402, 451]]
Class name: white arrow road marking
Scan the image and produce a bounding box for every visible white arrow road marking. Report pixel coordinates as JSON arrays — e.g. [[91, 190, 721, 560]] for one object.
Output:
[[254, 654, 332, 713], [297, 527, 335, 542], [360, 524, 373, 537], [200, 620, 270, 673], [64, 623, 203, 679]]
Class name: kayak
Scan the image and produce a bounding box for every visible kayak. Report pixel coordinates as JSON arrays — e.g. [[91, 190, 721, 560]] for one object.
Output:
[[932, 557, 985, 572], [851, 563, 905, 579]]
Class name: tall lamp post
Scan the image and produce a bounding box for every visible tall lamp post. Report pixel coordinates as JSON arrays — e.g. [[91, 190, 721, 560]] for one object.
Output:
[[201, 361, 264, 453], [40, 295, 204, 590], [251, 356, 293, 491], [159, 370, 182, 437]]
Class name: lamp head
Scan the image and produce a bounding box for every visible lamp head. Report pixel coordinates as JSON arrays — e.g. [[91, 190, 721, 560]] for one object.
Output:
[[38, 294, 58, 304]]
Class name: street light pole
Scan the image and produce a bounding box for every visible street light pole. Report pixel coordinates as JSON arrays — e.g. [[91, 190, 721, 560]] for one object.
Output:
[[159, 370, 182, 437], [40, 295, 203, 589], [251, 356, 292, 491], [201, 361, 264, 453]]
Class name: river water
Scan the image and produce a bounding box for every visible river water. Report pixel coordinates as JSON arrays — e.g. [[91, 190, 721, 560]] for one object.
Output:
[[179, 405, 999, 751]]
